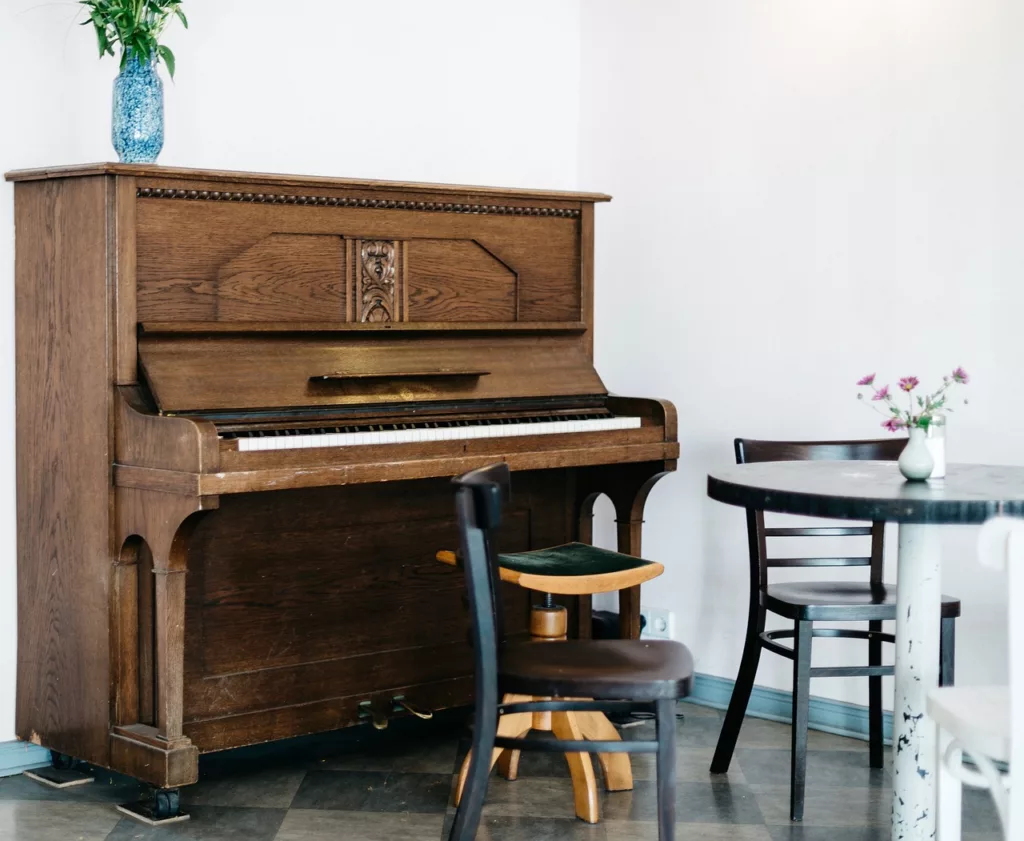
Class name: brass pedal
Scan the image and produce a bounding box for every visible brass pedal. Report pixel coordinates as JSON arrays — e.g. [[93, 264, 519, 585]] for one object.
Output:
[[393, 695, 433, 720], [358, 700, 389, 730]]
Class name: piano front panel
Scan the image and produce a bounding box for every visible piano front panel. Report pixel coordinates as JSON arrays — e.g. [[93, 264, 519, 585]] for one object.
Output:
[[179, 471, 571, 751], [135, 187, 582, 325]]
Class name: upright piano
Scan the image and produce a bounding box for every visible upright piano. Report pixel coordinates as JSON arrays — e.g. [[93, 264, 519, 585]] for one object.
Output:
[[7, 164, 678, 796]]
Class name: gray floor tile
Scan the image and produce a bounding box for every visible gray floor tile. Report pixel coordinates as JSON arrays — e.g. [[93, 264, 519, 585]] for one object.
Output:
[[621, 746, 747, 785], [105, 805, 286, 841], [676, 702, 727, 719], [182, 766, 307, 809], [766, 827, 889, 841], [0, 769, 147, 804], [314, 737, 457, 774], [274, 809, 444, 841], [471, 815, 772, 840], [961, 788, 1003, 833], [603, 780, 765, 825], [735, 749, 887, 789], [291, 770, 450, 813], [0, 800, 121, 841], [735, 718, 871, 752], [751, 784, 890, 827]]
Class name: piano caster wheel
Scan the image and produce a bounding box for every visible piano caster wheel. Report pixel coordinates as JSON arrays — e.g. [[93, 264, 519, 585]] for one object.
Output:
[[51, 752, 75, 771], [22, 751, 94, 789], [117, 788, 190, 826]]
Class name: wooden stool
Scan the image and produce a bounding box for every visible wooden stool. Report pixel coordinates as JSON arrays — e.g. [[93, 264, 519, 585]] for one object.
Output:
[[438, 542, 664, 823]]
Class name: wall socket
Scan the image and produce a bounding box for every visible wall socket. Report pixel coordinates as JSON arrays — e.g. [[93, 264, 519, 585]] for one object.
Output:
[[640, 606, 674, 640]]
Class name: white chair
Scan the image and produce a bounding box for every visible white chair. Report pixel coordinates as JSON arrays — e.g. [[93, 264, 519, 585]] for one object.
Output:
[[927, 516, 1022, 839]]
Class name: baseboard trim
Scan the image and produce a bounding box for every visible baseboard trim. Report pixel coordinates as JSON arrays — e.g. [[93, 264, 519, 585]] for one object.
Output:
[[682, 672, 893, 743], [0, 741, 51, 777]]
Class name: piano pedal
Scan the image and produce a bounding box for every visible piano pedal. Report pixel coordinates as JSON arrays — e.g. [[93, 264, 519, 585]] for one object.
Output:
[[116, 788, 189, 826], [23, 751, 94, 789], [358, 700, 390, 730], [392, 695, 434, 720]]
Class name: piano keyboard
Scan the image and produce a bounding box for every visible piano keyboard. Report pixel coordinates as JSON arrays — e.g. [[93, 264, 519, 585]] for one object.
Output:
[[225, 414, 642, 452]]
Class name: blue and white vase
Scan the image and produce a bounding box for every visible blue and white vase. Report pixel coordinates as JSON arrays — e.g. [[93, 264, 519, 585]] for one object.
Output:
[[112, 52, 164, 163]]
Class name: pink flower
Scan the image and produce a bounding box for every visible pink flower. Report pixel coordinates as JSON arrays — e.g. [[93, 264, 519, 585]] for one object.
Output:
[[882, 418, 904, 432], [872, 385, 890, 401], [857, 373, 876, 386], [952, 367, 969, 384], [898, 376, 919, 392]]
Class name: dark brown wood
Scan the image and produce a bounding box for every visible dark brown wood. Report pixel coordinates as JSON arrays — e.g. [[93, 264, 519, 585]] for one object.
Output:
[[14, 176, 114, 768], [137, 334, 605, 412], [5, 163, 613, 204], [9, 164, 676, 793], [139, 321, 589, 334]]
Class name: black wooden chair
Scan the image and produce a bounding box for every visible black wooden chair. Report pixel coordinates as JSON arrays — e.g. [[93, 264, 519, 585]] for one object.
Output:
[[447, 463, 694, 841], [709, 438, 961, 822]]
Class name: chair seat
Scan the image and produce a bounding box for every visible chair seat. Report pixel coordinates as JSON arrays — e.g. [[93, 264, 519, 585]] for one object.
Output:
[[927, 686, 1010, 762], [499, 639, 694, 701], [496, 542, 664, 595], [437, 543, 665, 595], [764, 581, 962, 621]]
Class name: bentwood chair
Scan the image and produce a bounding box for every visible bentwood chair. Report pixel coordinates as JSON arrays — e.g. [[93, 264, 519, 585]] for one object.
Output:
[[929, 516, 1020, 840], [710, 438, 961, 822], [447, 463, 694, 841]]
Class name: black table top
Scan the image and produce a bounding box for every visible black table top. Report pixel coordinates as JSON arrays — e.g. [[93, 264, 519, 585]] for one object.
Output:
[[707, 461, 1024, 523]]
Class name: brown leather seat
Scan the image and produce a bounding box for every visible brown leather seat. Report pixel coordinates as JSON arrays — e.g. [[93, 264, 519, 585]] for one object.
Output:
[[500, 639, 694, 701]]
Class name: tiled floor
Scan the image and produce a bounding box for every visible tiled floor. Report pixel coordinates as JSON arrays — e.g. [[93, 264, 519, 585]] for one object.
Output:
[[0, 703, 1001, 841]]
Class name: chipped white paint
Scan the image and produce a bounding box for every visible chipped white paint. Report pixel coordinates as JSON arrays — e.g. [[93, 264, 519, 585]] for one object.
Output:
[[892, 523, 943, 841]]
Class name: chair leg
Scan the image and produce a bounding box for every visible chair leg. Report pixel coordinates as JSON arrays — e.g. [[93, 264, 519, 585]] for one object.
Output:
[[868, 619, 884, 769], [575, 710, 633, 791], [448, 703, 499, 841], [790, 620, 812, 822], [710, 608, 765, 773], [550, 711, 600, 823], [655, 698, 677, 841], [936, 726, 963, 841], [453, 705, 532, 804], [940, 616, 956, 687]]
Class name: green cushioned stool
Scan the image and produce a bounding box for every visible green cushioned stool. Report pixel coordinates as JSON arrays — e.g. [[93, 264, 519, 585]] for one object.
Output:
[[437, 540, 665, 823]]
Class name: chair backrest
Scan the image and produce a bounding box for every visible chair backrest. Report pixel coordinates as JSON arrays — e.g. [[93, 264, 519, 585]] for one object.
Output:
[[735, 438, 904, 590], [453, 462, 512, 711], [976, 517, 1023, 838]]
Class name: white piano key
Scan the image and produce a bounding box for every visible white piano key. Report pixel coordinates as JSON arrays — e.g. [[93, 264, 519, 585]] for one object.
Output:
[[229, 415, 643, 452]]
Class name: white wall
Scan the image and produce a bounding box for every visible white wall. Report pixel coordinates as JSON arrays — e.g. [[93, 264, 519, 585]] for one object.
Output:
[[581, 0, 1024, 707], [0, 0, 583, 743]]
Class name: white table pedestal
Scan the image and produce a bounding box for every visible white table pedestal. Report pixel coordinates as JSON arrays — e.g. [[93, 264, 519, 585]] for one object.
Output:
[[892, 523, 943, 841]]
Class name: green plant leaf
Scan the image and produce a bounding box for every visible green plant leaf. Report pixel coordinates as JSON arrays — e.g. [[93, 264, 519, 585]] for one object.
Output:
[[157, 44, 175, 78], [79, 0, 186, 70]]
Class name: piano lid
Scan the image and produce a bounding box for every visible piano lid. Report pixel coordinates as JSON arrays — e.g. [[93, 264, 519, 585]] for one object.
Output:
[[138, 333, 607, 414]]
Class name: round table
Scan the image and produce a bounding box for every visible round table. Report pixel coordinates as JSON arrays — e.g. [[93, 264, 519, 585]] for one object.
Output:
[[707, 461, 1024, 841]]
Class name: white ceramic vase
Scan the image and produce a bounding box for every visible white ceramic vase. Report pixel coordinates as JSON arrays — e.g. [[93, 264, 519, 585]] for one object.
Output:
[[899, 427, 934, 481]]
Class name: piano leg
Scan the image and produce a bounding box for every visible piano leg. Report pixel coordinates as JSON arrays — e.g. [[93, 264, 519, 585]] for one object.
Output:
[[111, 489, 214, 798]]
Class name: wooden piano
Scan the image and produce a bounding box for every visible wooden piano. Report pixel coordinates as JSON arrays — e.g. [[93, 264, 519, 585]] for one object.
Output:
[[6, 164, 678, 812]]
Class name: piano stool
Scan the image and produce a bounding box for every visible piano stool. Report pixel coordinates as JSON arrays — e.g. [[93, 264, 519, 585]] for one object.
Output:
[[437, 541, 665, 823]]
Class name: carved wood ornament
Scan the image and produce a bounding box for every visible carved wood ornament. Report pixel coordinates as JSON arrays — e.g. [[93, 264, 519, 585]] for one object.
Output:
[[358, 240, 397, 322]]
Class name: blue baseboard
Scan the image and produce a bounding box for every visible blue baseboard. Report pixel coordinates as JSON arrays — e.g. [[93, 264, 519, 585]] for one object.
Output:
[[682, 672, 893, 744], [0, 741, 51, 777]]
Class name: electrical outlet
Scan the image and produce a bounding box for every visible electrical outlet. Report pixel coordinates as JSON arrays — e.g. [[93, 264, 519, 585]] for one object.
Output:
[[640, 606, 674, 640]]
